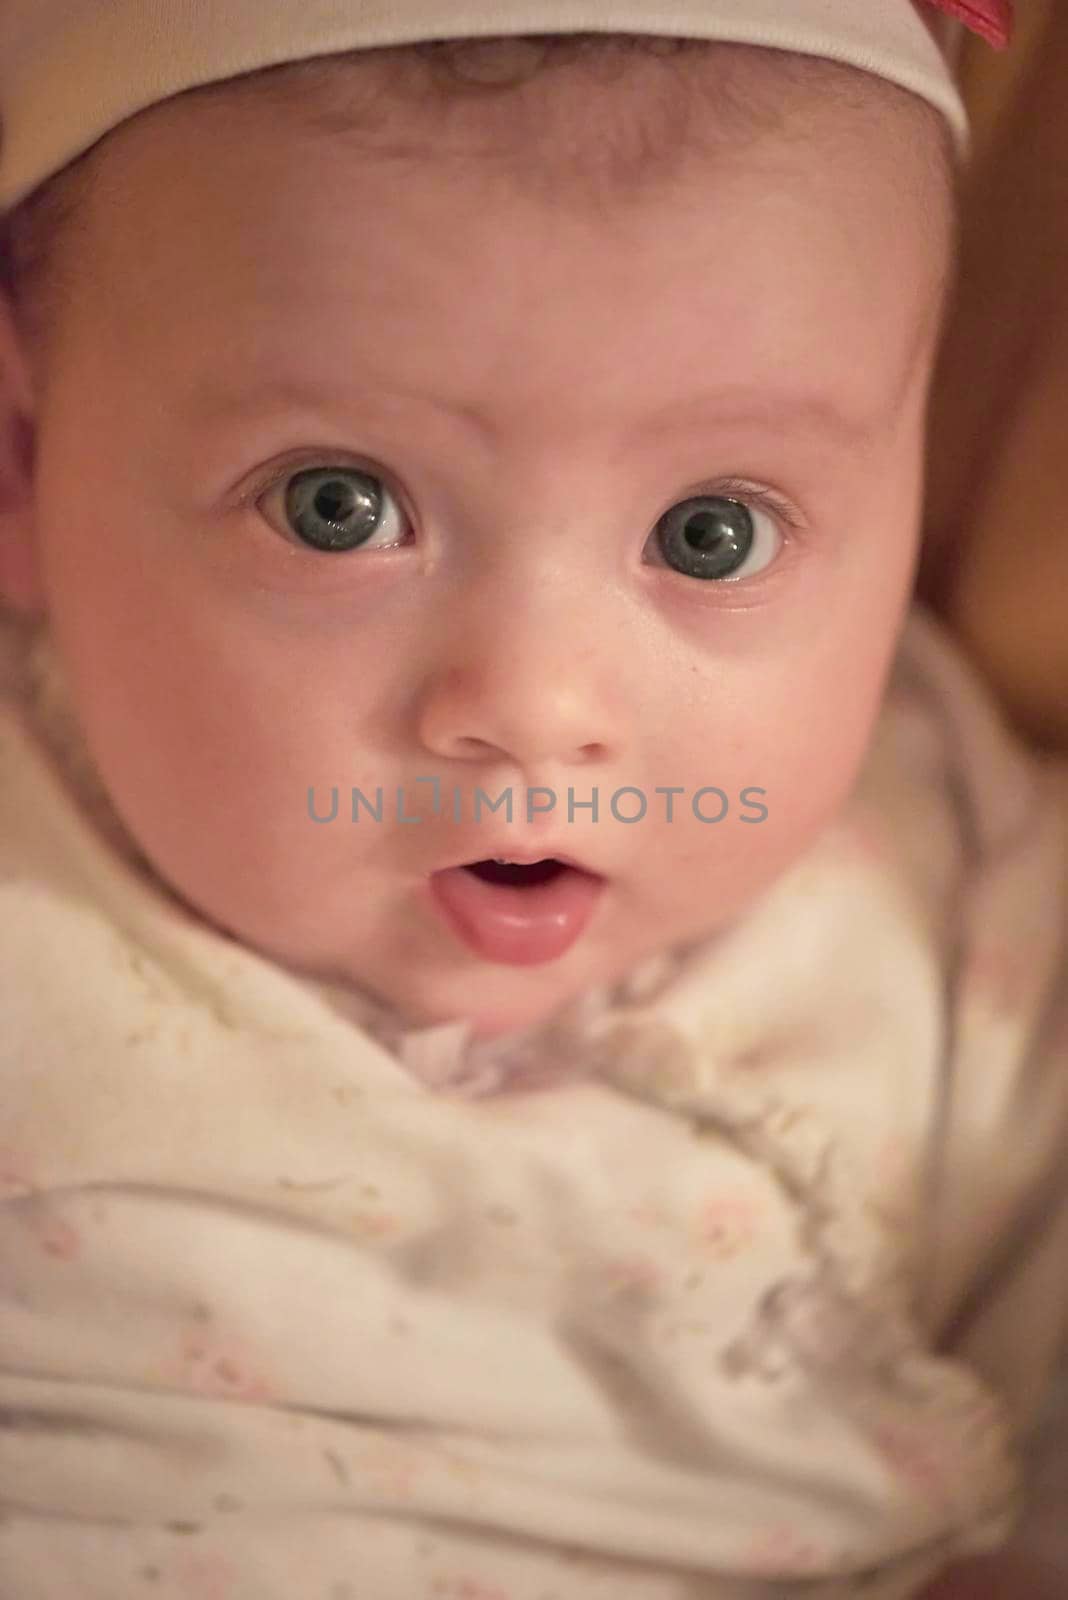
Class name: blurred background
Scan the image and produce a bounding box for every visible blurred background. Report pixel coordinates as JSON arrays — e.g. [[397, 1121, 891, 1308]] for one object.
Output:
[[958, 0, 1051, 161], [922, 0, 1068, 752]]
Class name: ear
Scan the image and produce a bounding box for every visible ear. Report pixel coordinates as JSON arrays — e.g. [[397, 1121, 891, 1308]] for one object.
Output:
[[0, 289, 45, 617]]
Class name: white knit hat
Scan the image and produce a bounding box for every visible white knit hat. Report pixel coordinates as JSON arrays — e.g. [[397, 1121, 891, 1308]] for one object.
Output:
[[0, 0, 983, 215]]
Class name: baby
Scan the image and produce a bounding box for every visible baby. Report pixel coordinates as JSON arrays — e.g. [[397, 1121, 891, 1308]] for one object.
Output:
[[1, 1, 1066, 1596]]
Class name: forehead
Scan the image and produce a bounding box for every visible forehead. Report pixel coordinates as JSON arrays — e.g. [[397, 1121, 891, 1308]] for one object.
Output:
[[71, 55, 946, 439]]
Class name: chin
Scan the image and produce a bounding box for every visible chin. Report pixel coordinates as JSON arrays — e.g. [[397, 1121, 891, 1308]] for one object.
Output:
[[465, 1010, 538, 1044], [384, 943, 618, 1043], [436, 979, 576, 1044]]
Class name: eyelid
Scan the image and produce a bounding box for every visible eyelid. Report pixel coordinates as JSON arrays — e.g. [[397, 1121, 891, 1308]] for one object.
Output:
[[647, 477, 801, 592], [238, 451, 414, 553], [696, 477, 806, 536], [234, 449, 399, 511]]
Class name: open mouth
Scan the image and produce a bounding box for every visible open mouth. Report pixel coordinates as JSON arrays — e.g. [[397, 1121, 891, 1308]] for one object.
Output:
[[462, 858, 569, 888], [428, 855, 605, 964]]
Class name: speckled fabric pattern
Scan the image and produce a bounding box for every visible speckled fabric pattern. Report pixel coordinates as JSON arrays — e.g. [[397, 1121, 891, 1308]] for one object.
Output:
[[1, 601, 1068, 1598]]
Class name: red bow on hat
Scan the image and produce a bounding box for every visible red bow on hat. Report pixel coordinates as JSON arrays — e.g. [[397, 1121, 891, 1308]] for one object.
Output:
[[920, 0, 1014, 48]]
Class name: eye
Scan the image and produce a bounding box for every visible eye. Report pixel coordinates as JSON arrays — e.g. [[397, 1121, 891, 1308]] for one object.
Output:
[[258, 464, 409, 553], [649, 492, 784, 582]]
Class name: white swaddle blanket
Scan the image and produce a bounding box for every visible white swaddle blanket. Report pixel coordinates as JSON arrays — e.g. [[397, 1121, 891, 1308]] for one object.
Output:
[[1, 599, 1068, 1599]]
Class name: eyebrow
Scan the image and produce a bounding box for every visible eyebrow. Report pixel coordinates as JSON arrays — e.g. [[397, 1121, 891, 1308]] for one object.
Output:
[[645, 388, 885, 448], [180, 375, 890, 450]]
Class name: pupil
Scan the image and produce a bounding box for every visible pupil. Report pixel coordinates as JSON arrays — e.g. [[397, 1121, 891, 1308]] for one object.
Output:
[[316, 482, 353, 523], [686, 511, 730, 551]]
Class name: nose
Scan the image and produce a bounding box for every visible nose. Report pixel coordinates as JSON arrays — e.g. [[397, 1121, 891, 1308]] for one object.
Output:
[[415, 575, 626, 775]]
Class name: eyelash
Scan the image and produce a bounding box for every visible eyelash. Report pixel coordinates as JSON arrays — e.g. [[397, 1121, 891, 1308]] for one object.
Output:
[[237, 455, 806, 550], [695, 477, 804, 536]]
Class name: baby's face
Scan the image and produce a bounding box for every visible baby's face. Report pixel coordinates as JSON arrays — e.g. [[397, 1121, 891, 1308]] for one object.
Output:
[[3, 59, 949, 1039]]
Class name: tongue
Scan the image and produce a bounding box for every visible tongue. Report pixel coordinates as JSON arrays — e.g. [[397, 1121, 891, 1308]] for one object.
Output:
[[428, 862, 604, 965]]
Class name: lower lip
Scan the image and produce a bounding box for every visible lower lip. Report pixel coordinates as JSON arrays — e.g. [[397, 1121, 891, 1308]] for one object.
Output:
[[427, 862, 606, 965]]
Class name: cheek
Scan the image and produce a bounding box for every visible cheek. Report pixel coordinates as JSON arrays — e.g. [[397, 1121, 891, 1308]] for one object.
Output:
[[662, 607, 904, 889], [36, 515, 382, 877]]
